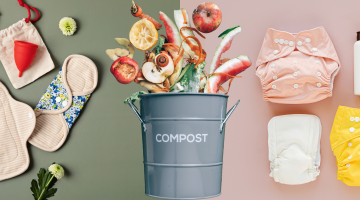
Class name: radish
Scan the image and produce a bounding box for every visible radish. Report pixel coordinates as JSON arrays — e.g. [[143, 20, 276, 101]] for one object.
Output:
[[159, 11, 184, 86], [205, 55, 251, 93], [209, 26, 242, 73]]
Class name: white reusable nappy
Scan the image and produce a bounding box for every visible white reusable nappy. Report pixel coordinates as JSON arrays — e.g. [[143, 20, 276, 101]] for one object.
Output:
[[0, 82, 36, 181], [268, 114, 321, 185], [28, 54, 98, 152]]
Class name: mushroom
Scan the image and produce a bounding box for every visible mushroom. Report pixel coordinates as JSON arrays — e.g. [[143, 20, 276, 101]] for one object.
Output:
[[142, 53, 174, 84]]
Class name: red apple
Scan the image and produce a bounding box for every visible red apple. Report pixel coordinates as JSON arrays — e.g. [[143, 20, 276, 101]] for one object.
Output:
[[192, 2, 222, 33], [110, 56, 139, 84]]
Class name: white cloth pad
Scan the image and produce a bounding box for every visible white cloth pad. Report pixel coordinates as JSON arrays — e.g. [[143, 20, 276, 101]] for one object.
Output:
[[0, 82, 36, 181], [268, 114, 321, 185]]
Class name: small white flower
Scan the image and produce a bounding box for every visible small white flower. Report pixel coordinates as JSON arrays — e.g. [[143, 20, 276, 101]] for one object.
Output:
[[48, 164, 65, 179], [59, 17, 77, 36]]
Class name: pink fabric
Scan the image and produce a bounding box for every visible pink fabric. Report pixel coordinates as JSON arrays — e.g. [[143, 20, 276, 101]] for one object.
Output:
[[255, 27, 340, 104]]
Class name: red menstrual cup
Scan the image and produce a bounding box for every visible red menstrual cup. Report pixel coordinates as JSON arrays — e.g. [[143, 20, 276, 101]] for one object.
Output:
[[14, 41, 38, 77]]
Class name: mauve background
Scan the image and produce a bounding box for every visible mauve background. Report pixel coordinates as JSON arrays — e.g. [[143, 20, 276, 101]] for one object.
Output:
[[180, 0, 360, 199]]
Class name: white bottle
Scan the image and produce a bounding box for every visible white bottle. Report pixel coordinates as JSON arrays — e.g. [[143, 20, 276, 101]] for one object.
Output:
[[355, 32, 360, 95]]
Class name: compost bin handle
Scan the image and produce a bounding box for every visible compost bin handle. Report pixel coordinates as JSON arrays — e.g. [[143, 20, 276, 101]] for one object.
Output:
[[127, 99, 147, 132], [220, 100, 240, 133]]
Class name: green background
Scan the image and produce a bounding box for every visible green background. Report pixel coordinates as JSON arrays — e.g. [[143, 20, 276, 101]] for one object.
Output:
[[0, 0, 179, 199]]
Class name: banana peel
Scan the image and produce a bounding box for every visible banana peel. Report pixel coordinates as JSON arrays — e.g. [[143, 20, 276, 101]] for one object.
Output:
[[115, 38, 135, 59]]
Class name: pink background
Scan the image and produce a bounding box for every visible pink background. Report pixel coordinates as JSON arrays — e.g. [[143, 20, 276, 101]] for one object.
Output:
[[180, 0, 360, 199]]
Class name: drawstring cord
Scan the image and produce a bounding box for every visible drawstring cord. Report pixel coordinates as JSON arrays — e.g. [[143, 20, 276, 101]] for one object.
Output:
[[17, 0, 40, 23]]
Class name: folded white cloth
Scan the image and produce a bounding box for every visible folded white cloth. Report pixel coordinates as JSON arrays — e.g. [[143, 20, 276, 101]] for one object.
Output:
[[268, 114, 321, 185]]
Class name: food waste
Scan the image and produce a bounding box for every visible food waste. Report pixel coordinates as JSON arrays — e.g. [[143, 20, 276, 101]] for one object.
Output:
[[105, 1, 252, 103]]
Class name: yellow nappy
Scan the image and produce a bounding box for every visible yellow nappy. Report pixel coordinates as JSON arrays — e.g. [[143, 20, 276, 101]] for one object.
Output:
[[330, 106, 360, 186]]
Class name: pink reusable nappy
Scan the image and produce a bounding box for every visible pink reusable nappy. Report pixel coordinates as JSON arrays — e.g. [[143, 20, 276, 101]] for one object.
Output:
[[256, 27, 340, 104]]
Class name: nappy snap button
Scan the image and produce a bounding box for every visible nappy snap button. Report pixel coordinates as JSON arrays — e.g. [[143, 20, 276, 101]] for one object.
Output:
[[293, 72, 298, 77], [346, 163, 351, 167], [294, 84, 298, 88], [317, 72, 321, 77], [273, 75, 277, 80], [272, 85, 276, 89], [350, 127, 355, 132], [297, 41, 303, 46], [313, 47, 318, 52], [285, 40, 289, 45], [355, 117, 359, 122], [62, 100, 68, 107], [349, 142, 353, 147], [289, 41, 294, 47], [317, 83, 322, 87], [305, 38, 311, 43], [293, 60, 297, 64], [279, 39, 284, 44], [273, 50, 279, 54], [348, 155, 352, 159], [351, 117, 355, 121], [275, 38, 279, 43], [315, 60, 320, 64], [271, 63, 275, 68]]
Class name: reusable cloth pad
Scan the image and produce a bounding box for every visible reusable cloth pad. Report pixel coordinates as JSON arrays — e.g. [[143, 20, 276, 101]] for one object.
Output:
[[268, 114, 321, 185], [28, 55, 98, 152], [0, 82, 36, 181], [0, 19, 55, 89]]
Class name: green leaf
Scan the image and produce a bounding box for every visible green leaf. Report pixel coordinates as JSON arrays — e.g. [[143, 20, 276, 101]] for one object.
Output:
[[30, 165, 59, 200], [124, 91, 148, 104], [178, 62, 206, 93], [156, 36, 166, 55], [30, 179, 40, 200], [169, 63, 193, 89], [218, 26, 240, 39], [43, 188, 58, 199]]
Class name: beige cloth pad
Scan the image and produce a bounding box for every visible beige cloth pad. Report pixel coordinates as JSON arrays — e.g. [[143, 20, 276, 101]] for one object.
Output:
[[0, 82, 36, 181], [0, 19, 55, 89], [28, 54, 98, 152]]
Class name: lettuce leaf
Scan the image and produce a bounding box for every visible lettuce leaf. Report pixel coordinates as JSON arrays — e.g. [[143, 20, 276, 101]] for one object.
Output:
[[124, 91, 148, 104], [178, 62, 206, 93]]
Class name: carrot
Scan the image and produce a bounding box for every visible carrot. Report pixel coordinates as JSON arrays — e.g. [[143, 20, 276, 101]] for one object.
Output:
[[182, 9, 187, 24], [220, 58, 231, 65], [131, 1, 162, 30]]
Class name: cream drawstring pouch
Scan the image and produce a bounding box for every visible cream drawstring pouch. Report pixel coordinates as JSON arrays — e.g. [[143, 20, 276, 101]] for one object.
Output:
[[0, 19, 54, 89], [28, 55, 98, 152], [0, 81, 36, 181]]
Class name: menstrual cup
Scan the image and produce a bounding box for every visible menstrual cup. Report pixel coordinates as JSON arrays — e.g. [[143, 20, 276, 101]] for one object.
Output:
[[14, 41, 38, 77]]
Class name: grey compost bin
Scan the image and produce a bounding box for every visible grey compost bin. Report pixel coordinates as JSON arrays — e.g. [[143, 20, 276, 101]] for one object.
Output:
[[127, 93, 239, 199]]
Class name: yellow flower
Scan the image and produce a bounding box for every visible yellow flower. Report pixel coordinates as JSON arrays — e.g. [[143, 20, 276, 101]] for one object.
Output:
[[45, 93, 51, 99], [60, 94, 64, 99], [80, 106, 83, 109]]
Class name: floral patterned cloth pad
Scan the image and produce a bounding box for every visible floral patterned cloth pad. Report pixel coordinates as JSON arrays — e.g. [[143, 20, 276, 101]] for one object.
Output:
[[34, 69, 91, 129], [28, 55, 98, 152]]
